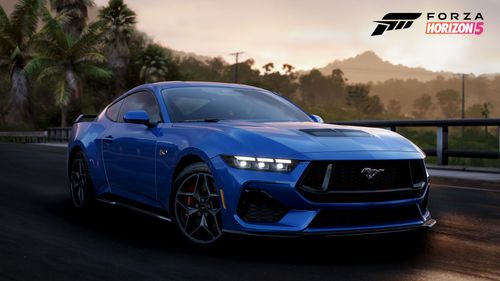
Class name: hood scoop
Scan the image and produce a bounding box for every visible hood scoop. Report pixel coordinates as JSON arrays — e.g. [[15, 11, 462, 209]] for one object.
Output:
[[300, 128, 371, 137]]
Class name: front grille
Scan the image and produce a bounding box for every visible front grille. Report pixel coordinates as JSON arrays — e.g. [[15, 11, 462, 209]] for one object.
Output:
[[237, 189, 287, 223], [298, 160, 427, 202], [309, 205, 422, 228]]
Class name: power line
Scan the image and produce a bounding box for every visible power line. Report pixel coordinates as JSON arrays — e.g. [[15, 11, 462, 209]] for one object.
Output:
[[229, 52, 244, 83]]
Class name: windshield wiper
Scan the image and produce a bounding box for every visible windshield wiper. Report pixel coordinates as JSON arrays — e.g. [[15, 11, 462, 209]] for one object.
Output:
[[181, 118, 222, 123]]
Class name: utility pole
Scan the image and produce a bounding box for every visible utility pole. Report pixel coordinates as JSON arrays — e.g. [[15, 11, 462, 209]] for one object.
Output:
[[229, 52, 244, 83], [461, 73, 465, 120], [461, 73, 466, 136]]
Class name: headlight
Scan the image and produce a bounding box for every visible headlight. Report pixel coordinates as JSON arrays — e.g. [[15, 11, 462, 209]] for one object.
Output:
[[222, 155, 297, 172]]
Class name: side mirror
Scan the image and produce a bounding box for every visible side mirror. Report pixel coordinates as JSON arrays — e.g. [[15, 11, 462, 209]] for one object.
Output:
[[123, 110, 154, 127], [309, 114, 324, 123]]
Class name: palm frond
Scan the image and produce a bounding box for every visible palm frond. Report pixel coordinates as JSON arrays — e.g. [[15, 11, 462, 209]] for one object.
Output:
[[30, 36, 66, 60], [11, 0, 44, 43], [37, 65, 64, 84], [74, 63, 111, 80], [0, 33, 15, 54], [75, 52, 106, 64], [39, 6, 69, 50], [69, 20, 105, 58], [23, 55, 58, 76]]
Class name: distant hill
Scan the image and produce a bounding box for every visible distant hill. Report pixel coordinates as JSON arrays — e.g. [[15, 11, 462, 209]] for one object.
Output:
[[317, 50, 456, 83]]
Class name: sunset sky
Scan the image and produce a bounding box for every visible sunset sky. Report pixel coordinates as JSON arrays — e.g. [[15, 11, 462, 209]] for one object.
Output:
[[3, 0, 499, 74], [94, 0, 500, 74]]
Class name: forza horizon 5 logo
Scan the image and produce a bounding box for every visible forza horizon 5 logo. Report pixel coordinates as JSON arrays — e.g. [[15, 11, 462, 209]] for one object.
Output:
[[371, 12, 485, 36]]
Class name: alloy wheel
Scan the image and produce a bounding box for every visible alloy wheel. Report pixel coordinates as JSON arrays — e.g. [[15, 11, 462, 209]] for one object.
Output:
[[175, 172, 222, 244], [70, 157, 87, 208]]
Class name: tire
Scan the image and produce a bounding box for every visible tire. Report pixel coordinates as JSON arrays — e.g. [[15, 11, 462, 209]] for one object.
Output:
[[69, 151, 95, 209], [172, 162, 223, 244]]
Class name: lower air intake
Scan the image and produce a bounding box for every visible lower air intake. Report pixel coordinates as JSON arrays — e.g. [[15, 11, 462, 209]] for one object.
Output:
[[309, 205, 423, 228], [237, 189, 287, 223]]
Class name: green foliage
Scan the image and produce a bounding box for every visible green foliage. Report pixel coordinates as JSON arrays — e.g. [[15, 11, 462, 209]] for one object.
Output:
[[436, 89, 460, 118], [0, 0, 45, 126], [412, 94, 434, 119], [134, 44, 179, 83], [298, 68, 348, 109], [480, 102, 492, 119], [398, 126, 499, 167], [49, 0, 95, 39], [25, 8, 110, 126], [386, 99, 402, 117], [98, 0, 137, 98], [178, 56, 225, 82], [99, 0, 136, 35], [223, 59, 260, 84], [346, 83, 384, 118], [261, 72, 298, 98]]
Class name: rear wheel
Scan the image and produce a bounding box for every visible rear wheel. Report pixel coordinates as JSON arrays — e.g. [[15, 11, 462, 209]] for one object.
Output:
[[173, 163, 223, 244], [69, 151, 95, 208]]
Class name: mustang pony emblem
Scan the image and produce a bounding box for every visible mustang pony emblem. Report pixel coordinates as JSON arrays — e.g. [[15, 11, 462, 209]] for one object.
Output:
[[361, 167, 385, 179]]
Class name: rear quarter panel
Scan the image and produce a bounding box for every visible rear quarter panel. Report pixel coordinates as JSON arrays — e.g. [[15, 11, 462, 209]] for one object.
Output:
[[68, 116, 110, 195]]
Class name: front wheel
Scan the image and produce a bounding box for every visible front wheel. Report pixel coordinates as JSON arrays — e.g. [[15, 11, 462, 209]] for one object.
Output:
[[173, 162, 223, 244], [69, 151, 95, 208]]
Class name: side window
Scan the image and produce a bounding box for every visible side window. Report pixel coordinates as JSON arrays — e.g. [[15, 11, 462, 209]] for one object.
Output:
[[118, 91, 161, 123], [106, 99, 123, 121]]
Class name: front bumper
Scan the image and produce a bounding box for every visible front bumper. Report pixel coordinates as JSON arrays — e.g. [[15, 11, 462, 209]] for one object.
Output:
[[210, 155, 435, 236]]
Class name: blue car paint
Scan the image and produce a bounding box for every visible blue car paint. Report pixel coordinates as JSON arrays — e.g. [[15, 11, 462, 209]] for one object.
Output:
[[68, 81, 432, 236]]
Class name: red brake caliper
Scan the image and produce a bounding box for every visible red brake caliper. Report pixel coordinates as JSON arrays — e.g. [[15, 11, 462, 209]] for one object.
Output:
[[183, 178, 196, 217]]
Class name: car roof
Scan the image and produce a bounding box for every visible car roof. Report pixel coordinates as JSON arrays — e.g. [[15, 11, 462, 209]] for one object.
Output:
[[151, 81, 265, 91], [121, 81, 267, 100]]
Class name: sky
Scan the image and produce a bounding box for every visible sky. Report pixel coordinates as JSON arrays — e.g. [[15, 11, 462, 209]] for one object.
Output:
[[5, 0, 499, 74]]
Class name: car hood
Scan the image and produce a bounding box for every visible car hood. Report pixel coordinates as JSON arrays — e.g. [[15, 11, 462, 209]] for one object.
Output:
[[172, 121, 424, 160]]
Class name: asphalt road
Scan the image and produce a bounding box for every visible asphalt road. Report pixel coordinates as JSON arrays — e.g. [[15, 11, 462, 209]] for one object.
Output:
[[0, 143, 499, 281]]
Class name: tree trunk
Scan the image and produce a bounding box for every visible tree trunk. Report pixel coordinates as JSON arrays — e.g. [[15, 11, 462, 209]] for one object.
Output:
[[60, 106, 67, 127], [66, 68, 80, 100], [6, 66, 30, 126], [107, 41, 129, 98], [62, 67, 79, 127]]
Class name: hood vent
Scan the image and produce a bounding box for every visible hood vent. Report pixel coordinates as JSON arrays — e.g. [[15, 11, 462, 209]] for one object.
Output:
[[300, 128, 371, 137]]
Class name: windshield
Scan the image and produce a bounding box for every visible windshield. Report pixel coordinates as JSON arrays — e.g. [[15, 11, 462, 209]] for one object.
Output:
[[161, 86, 312, 122]]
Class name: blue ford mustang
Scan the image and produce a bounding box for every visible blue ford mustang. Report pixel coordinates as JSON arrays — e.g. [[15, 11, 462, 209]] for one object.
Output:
[[68, 81, 435, 244]]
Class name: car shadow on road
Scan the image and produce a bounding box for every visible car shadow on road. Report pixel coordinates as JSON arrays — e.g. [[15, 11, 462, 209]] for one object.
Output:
[[46, 199, 432, 266]]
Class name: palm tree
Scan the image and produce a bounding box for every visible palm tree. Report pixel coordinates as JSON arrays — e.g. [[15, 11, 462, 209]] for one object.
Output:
[[25, 8, 111, 126], [262, 62, 274, 74], [282, 63, 295, 75], [50, 0, 94, 39], [136, 44, 170, 83], [98, 0, 136, 97], [0, 0, 44, 125]]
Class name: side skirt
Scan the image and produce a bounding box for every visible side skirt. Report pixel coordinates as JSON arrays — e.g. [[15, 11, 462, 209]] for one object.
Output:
[[96, 195, 172, 222]]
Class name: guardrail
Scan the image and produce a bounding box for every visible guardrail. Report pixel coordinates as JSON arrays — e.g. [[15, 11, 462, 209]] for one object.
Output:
[[46, 127, 72, 142], [332, 118, 500, 165], [0, 131, 47, 143], [0, 127, 72, 143]]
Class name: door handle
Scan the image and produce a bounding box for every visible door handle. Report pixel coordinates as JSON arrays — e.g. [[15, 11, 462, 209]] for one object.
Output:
[[103, 135, 114, 143]]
